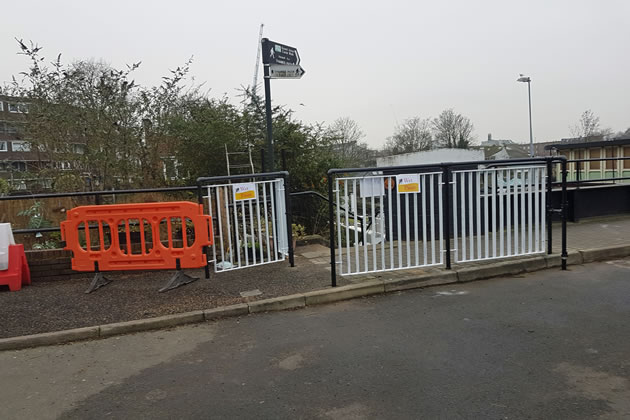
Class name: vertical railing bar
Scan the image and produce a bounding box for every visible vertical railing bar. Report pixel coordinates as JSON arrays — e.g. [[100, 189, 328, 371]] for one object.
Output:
[[404, 183, 411, 267], [396, 178, 403, 269], [248, 198, 256, 265], [484, 170, 489, 259], [353, 180, 360, 273], [466, 171, 475, 261], [521, 167, 526, 254], [362, 189, 368, 271], [343, 179, 352, 274], [507, 169, 512, 257], [214, 188, 224, 272], [541, 166, 547, 254], [224, 187, 234, 267], [233, 187, 242, 267], [476, 170, 482, 260], [460, 172, 466, 261], [528, 168, 534, 253], [413, 189, 419, 267], [499, 170, 504, 257], [438, 172, 444, 265], [534, 168, 540, 253], [422, 174, 428, 266], [492, 170, 497, 258], [371, 187, 377, 271], [380, 191, 385, 271], [453, 171, 459, 263], [271, 180, 281, 262], [513, 169, 519, 255], [388, 178, 394, 270], [468, 171, 474, 260], [242, 200, 249, 266], [262, 182, 271, 263], [256, 183, 264, 263], [335, 179, 343, 274], [430, 173, 436, 265]]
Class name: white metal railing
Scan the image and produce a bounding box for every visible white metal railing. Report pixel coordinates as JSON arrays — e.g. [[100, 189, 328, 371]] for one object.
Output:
[[204, 178, 288, 273], [452, 165, 546, 263], [334, 172, 444, 276]]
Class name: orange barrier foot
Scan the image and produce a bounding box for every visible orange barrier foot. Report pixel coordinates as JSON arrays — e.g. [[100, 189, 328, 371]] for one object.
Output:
[[159, 270, 198, 293], [85, 272, 112, 294]]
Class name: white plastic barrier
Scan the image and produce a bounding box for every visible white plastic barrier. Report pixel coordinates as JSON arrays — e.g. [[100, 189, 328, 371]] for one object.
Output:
[[0, 223, 16, 271]]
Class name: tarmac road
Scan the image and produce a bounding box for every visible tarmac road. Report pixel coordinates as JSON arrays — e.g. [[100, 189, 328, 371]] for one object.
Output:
[[2, 258, 630, 419]]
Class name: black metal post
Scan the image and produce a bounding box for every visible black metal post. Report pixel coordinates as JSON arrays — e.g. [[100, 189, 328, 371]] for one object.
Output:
[[328, 173, 336, 287], [561, 159, 568, 270], [281, 149, 287, 172], [197, 184, 210, 279], [442, 165, 452, 269], [284, 174, 294, 267], [263, 65, 274, 171], [260, 148, 266, 173], [546, 159, 553, 254]]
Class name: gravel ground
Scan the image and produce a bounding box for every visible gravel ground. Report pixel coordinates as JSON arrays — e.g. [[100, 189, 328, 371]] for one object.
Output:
[[0, 250, 345, 339]]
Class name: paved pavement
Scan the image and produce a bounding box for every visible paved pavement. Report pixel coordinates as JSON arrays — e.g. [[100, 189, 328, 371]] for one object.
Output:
[[2, 256, 630, 419]]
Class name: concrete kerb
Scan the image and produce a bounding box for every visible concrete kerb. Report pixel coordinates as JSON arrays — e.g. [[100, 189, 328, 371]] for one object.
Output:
[[580, 245, 630, 263], [99, 311, 205, 338], [2, 243, 630, 351], [0, 326, 99, 352]]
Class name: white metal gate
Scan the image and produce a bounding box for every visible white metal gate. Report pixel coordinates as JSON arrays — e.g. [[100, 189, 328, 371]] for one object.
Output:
[[203, 178, 289, 273], [334, 172, 445, 276], [452, 165, 546, 263]]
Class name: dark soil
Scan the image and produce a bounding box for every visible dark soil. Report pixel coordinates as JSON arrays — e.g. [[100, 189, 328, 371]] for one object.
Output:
[[0, 252, 344, 339]]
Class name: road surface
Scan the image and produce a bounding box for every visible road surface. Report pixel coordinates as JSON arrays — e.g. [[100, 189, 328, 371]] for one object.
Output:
[[2, 257, 630, 419]]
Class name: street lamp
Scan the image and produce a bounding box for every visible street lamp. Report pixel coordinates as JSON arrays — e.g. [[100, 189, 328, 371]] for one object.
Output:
[[517, 75, 534, 157]]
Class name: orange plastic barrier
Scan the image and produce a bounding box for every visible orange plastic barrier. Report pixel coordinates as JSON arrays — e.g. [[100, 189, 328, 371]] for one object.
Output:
[[0, 244, 31, 292], [61, 202, 212, 272]]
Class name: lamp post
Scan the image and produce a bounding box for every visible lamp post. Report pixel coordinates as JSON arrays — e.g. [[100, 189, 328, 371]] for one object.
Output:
[[517, 75, 534, 157]]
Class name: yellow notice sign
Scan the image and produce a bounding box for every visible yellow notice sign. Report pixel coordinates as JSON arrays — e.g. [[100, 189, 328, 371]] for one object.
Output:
[[233, 183, 257, 201], [396, 174, 420, 194]]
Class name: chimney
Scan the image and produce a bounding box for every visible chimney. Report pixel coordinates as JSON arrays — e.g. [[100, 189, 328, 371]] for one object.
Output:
[[488, 133, 492, 141]]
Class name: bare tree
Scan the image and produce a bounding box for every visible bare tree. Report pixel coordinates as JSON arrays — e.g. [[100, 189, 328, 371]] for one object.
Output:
[[569, 109, 613, 140], [383, 117, 432, 155], [432, 109, 474, 149], [325, 117, 371, 166]]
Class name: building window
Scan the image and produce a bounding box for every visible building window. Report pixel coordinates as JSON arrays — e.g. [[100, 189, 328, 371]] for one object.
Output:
[[589, 148, 601, 170], [624, 147, 630, 169], [0, 141, 7, 152], [71, 143, 85, 154], [605, 147, 616, 170], [18, 103, 29, 113], [5, 124, 17, 134], [11, 161, 27, 172], [11, 141, 31, 152], [162, 157, 179, 180], [0, 101, 3, 112], [8, 103, 19, 113]]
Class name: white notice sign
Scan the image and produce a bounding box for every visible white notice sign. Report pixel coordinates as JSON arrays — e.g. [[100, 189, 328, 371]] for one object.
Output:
[[233, 183, 257, 201], [396, 174, 421, 194], [359, 178, 385, 198]]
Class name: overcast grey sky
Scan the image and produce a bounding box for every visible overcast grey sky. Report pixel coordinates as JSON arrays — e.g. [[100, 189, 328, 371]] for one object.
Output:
[[2, 0, 629, 148]]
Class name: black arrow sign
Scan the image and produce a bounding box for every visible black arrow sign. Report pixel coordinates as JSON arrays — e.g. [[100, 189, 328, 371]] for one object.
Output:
[[261, 38, 300, 66]]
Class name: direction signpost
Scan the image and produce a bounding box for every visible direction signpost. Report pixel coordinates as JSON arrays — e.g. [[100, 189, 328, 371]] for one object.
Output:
[[261, 38, 305, 171]]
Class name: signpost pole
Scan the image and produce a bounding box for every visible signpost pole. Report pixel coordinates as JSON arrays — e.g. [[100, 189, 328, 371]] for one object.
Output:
[[263, 64, 274, 171]]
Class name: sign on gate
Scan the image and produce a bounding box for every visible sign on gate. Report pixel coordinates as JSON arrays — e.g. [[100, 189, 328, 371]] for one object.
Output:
[[233, 183, 257, 201], [396, 174, 420, 193]]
